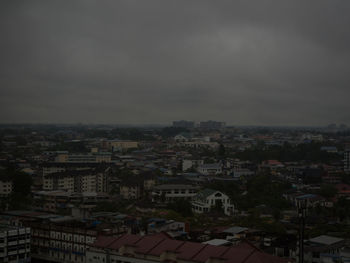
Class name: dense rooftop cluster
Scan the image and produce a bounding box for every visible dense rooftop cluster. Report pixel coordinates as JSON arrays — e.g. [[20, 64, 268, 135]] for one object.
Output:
[[0, 123, 350, 263]]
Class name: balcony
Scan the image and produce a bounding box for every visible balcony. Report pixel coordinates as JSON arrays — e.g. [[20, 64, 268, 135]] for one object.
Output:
[[8, 250, 19, 255]]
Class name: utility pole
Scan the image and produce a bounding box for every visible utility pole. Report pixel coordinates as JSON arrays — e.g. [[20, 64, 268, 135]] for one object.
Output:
[[298, 199, 307, 263]]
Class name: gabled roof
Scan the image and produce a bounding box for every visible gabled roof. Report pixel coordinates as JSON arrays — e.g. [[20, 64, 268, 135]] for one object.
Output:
[[192, 245, 229, 262], [195, 188, 221, 202], [175, 132, 192, 138], [148, 239, 184, 256], [176, 242, 206, 260], [223, 226, 249, 234], [134, 235, 165, 254], [107, 234, 142, 250], [91, 234, 289, 263]]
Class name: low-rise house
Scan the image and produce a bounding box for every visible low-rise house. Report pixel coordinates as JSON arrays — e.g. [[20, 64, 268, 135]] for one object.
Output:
[[183, 141, 220, 149], [304, 235, 345, 263], [182, 159, 204, 172], [174, 133, 191, 142], [147, 218, 186, 235], [260, 160, 284, 171], [284, 192, 326, 208], [191, 189, 234, 216], [101, 140, 138, 152], [222, 226, 249, 241]]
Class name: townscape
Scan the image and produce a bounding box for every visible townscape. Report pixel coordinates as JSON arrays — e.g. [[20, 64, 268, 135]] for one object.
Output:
[[1, 122, 350, 263]]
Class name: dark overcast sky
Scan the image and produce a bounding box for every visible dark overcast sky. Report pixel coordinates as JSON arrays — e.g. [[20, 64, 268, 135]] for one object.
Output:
[[1, 0, 349, 126]]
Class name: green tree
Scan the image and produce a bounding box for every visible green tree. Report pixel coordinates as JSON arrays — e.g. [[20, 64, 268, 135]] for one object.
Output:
[[167, 199, 193, 217]]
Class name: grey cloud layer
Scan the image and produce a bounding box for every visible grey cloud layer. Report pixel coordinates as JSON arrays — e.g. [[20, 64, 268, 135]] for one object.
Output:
[[1, 0, 350, 125]]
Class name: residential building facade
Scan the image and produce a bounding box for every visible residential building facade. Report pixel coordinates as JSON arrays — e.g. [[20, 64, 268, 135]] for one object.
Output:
[[191, 189, 234, 216], [0, 180, 13, 197], [152, 184, 199, 203], [0, 225, 31, 263]]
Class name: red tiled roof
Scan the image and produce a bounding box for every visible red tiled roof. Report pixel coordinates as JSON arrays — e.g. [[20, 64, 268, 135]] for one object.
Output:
[[174, 242, 206, 260], [193, 245, 229, 262], [91, 234, 289, 263], [148, 239, 184, 256], [222, 243, 256, 263], [108, 234, 142, 250], [93, 236, 117, 248], [134, 235, 164, 254]]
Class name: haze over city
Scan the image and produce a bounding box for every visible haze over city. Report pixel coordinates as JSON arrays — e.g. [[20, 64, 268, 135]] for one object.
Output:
[[1, 0, 350, 125], [2, 2, 350, 263]]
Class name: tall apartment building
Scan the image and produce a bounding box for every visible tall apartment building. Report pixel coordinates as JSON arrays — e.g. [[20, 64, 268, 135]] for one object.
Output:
[[344, 148, 350, 173], [173, 120, 195, 128], [43, 167, 110, 193], [50, 170, 106, 193], [0, 225, 31, 263]]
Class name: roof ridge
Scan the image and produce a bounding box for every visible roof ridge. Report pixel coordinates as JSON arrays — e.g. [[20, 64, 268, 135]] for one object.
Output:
[[148, 238, 169, 254], [144, 237, 168, 254], [241, 240, 263, 252], [218, 246, 232, 259], [106, 234, 125, 249], [191, 244, 209, 260], [174, 240, 187, 254], [241, 245, 259, 263], [172, 240, 186, 252]]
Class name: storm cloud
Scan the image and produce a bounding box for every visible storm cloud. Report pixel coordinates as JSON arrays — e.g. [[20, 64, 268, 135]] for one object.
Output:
[[1, 0, 349, 126]]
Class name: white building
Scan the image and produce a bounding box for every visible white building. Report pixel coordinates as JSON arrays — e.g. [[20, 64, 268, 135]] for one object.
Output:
[[197, 163, 222, 175], [152, 184, 199, 203], [174, 133, 191, 142], [191, 189, 234, 216], [304, 235, 345, 263], [182, 159, 204, 172], [0, 225, 31, 263]]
